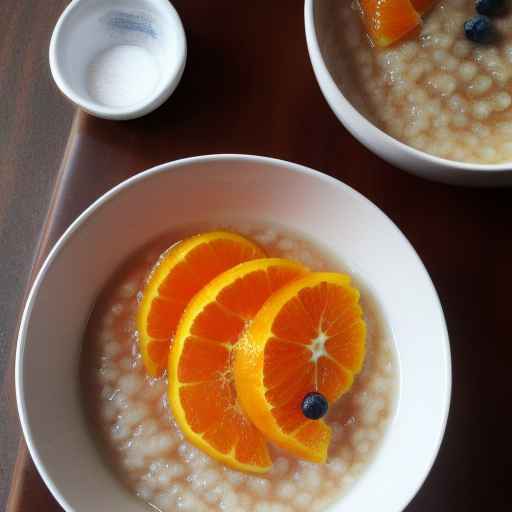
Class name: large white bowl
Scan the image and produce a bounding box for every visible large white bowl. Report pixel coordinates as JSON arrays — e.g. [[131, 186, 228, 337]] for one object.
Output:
[[16, 155, 451, 511], [305, 0, 512, 187]]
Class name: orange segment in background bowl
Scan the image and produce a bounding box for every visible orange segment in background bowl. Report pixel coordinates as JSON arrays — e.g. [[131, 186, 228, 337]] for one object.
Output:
[[137, 231, 266, 377], [411, 0, 438, 14], [234, 273, 366, 463], [168, 258, 310, 473], [359, 0, 421, 48]]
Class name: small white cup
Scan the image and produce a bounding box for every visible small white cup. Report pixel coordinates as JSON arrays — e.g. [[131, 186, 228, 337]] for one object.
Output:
[[305, 0, 512, 187], [50, 0, 186, 120]]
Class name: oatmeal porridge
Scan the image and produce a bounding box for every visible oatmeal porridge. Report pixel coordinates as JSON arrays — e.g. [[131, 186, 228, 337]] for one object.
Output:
[[317, 0, 512, 163], [81, 223, 397, 512]]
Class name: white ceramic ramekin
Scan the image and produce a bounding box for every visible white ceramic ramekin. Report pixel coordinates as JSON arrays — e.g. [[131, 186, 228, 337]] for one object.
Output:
[[50, 0, 186, 120]]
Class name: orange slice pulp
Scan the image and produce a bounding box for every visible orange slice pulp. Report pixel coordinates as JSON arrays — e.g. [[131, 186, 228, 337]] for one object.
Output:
[[137, 231, 265, 377], [359, 0, 421, 48], [168, 258, 309, 473], [234, 273, 366, 463]]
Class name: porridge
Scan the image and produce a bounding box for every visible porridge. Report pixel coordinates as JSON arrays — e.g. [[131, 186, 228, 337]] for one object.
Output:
[[318, 0, 512, 164], [81, 224, 397, 512]]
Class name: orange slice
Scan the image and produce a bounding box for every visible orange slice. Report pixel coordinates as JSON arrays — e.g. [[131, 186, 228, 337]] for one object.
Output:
[[137, 231, 265, 377], [168, 258, 309, 473], [234, 273, 366, 463], [359, 0, 421, 48], [411, 0, 437, 14]]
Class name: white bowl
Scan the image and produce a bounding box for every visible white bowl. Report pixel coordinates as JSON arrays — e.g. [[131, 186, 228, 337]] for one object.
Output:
[[304, 0, 512, 187], [50, 0, 186, 120], [16, 154, 451, 511]]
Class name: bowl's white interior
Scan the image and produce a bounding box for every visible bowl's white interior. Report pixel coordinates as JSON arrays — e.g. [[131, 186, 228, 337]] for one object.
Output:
[[17, 155, 450, 511], [52, 0, 183, 109], [313, 1, 377, 127]]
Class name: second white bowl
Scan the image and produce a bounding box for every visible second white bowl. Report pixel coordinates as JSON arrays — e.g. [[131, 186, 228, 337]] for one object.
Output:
[[304, 0, 512, 186]]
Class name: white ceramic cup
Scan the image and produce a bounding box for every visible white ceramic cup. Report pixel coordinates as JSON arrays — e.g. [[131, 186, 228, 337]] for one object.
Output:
[[304, 0, 512, 187], [16, 155, 451, 511], [50, 0, 186, 120]]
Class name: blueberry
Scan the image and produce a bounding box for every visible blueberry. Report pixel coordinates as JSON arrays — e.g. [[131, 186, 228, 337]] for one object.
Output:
[[301, 392, 329, 420], [464, 15, 495, 44], [475, 0, 505, 16]]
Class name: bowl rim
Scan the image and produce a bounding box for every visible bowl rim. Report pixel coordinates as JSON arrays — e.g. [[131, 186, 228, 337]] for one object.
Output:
[[49, 0, 187, 120], [304, 0, 512, 174], [15, 154, 452, 512]]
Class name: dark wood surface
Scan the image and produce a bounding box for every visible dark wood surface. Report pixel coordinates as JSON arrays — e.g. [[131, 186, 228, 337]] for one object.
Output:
[[4, 1, 512, 511], [0, 0, 72, 508]]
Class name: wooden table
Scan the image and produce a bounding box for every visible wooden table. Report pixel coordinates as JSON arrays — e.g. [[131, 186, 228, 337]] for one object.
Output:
[[0, 0, 72, 508], [2, 1, 511, 511]]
